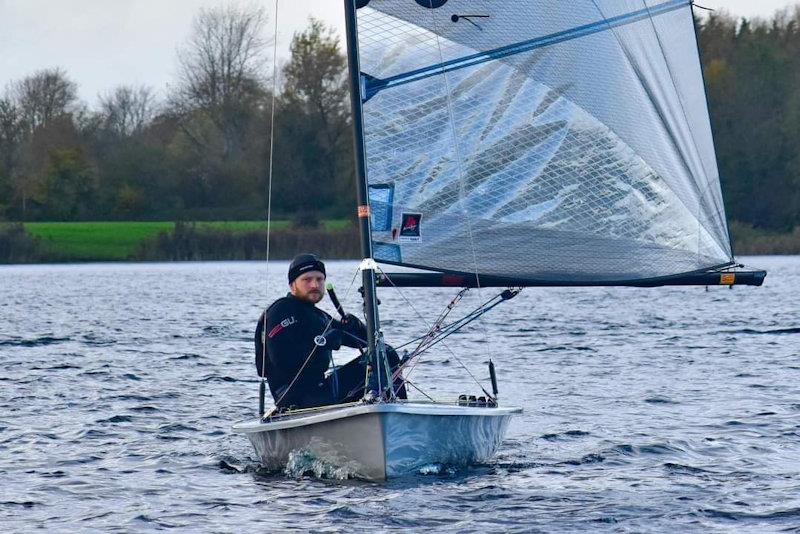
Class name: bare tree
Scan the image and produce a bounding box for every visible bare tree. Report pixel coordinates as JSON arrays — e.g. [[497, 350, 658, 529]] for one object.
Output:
[[99, 85, 158, 136], [8, 68, 79, 133], [173, 3, 269, 159], [0, 98, 23, 175]]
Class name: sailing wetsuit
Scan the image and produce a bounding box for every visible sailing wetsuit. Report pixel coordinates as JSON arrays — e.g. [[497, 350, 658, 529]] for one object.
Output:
[[255, 293, 371, 409]]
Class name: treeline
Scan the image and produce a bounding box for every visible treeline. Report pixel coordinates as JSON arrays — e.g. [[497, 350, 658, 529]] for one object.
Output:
[[700, 7, 800, 231], [0, 6, 353, 226], [0, 221, 360, 263], [136, 223, 359, 261], [1, 5, 800, 234]]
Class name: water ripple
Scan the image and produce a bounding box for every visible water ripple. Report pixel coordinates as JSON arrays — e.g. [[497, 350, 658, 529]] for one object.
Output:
[[1, 258, 798, 531]]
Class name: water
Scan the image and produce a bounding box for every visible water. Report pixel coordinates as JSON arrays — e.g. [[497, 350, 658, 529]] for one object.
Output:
[[1, 257, 798, 532]]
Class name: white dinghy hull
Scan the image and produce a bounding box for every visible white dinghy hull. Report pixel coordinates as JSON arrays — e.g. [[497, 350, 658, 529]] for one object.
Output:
[[232, 402, 520, 480]]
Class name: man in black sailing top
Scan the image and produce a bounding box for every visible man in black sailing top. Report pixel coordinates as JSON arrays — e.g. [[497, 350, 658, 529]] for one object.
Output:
[[254, 254, 406, 410]]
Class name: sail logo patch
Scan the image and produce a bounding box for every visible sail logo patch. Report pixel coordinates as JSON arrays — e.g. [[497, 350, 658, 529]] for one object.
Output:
[[398, 213, 422, 243]]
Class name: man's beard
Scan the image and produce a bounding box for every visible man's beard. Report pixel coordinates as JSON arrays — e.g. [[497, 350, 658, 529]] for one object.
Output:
[[298, 289, 323, 304]]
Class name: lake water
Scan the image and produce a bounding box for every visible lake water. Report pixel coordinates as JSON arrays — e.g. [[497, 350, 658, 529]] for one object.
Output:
[[1, 257, 799, 532]]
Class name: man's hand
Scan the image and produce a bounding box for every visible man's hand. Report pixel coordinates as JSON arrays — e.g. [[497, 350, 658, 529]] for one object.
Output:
[[340, 313, 367, 340]]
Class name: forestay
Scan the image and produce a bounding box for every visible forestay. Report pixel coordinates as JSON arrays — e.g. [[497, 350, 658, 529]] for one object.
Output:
[[355, 0, 733, 284]]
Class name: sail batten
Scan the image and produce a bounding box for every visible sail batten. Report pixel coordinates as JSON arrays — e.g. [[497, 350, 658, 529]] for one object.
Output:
[[355, 0, 734, 283]]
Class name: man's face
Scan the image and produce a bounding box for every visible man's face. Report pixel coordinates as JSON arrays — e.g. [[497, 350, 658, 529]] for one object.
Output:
[[290, 271, 325, 304]]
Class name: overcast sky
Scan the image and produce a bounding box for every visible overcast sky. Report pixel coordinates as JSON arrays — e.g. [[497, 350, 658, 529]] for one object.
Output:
[[0, 0, 796, 107]]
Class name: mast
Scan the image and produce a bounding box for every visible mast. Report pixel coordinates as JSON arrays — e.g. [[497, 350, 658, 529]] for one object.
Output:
[[343, 0, 390, 397]]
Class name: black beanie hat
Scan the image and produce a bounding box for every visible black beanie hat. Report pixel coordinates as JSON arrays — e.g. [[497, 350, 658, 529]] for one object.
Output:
[[288, 253, 326, 284]]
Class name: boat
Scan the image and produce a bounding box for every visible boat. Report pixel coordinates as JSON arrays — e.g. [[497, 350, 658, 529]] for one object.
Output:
[[234, 402, 519, 479], [233, 0, 766, 480]]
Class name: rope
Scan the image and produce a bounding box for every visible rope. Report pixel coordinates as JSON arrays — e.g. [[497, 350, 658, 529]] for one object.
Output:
[[410, 288, 468, 353], [394, 293, 499, 351], [403, 378, 436, 402], [259, 0, 281, 391], [401, 291, 517, 361], [392, 288, 515, 400], [395, 291, 510, 354]]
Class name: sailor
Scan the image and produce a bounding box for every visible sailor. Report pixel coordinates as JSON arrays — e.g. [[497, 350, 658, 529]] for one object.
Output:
[[255, 253, 406, 409]]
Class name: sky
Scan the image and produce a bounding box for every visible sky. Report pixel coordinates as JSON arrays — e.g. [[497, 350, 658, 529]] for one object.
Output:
[[0, 0, 796, 107]]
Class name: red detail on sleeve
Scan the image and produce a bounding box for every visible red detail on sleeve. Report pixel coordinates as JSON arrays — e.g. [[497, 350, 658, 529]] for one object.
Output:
[[268, 324, 284, 338]]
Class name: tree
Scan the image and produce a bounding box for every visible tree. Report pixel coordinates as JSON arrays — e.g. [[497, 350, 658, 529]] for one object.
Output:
[[166, 4, 273, 214], [276, 18, 353, 226], [34, 148, 96, 221], [699, 9, 800, 230], [3, 68, 82, 219], [0, 98, 23, 218], [98, 85, 158, 137], [8, 68, 79, 133], [173, 3, 269, 160]]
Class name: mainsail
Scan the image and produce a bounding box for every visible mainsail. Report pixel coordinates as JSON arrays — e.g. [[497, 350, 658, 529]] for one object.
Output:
[[354, 0, 735, 284]]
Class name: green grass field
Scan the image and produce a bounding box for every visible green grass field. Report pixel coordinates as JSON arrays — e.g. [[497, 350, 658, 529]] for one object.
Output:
[[23, 220, 350, 261]]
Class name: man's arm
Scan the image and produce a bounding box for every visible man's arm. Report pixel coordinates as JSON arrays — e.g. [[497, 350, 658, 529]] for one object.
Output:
[[334, 313, 368, 349]]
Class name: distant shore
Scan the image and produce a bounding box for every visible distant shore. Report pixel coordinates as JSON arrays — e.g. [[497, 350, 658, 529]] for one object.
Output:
[[727, 222, 800, 256], [0, 221, 359, 263], [1, 220, 798, 264]]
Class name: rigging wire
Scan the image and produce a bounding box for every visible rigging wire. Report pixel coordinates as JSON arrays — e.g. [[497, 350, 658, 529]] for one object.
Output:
[[372, 264, 490, 395], [259, 0, 281, 403]]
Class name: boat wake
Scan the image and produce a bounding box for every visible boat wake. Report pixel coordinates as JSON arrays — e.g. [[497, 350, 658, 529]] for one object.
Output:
[[284, 449, 360, 480], [417, 463, 457, 476]]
